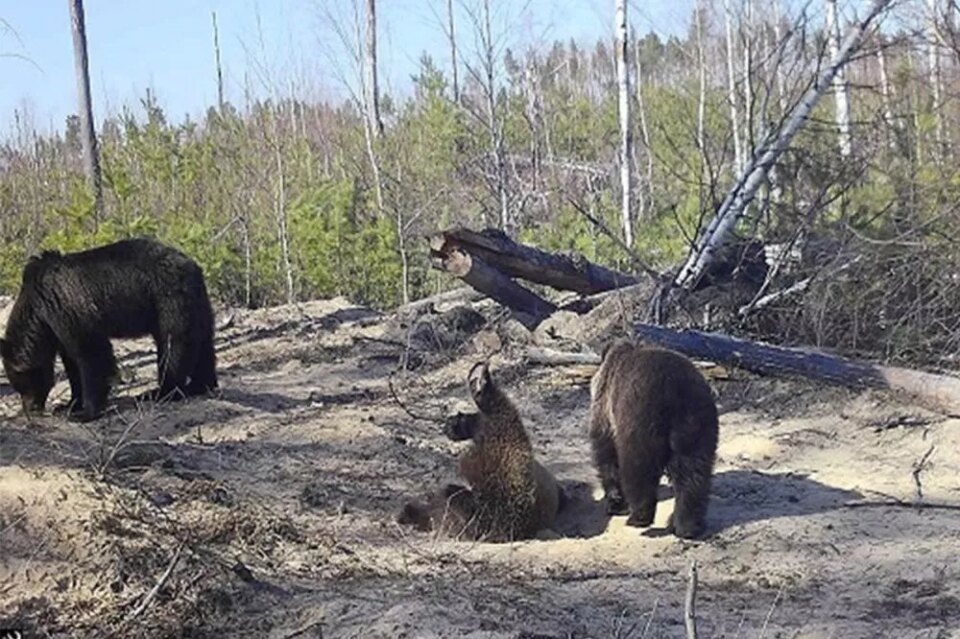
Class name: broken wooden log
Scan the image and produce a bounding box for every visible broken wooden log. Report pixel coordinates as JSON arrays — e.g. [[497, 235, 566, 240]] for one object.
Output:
[[431, 247, 555, 329], [524, 347, 730, 380], [632, 322, 960, 415], [430, 227, 638, 295]]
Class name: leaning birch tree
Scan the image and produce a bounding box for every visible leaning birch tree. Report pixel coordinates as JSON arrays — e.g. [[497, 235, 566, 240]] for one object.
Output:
[[673, 0, 895, 292], [615, 0, 634, 246]]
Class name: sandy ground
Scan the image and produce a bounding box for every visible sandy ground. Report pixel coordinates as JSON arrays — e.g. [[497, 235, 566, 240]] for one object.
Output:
[[2, 297, 960, 638]]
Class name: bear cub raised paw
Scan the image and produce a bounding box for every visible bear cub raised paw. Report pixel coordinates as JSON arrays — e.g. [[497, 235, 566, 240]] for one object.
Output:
[[1, 238, 217, 422], [589, 339, 718, 539], [398, 362, 563, 542]]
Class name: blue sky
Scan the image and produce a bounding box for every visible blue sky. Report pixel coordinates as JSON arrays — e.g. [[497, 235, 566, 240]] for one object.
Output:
[[0, 0, 694, 135]]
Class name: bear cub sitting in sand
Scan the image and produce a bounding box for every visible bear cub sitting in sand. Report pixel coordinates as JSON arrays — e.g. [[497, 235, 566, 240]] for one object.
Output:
[[589, 339, 718, 539], [398, 362, 562, 541], [1, 238, 217, 422]]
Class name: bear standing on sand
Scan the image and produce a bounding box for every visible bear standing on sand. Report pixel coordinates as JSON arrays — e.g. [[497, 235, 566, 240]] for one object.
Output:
[[1, 238, 218, 422], [589, 339, 718, 539], [398, 362, 562, 542]]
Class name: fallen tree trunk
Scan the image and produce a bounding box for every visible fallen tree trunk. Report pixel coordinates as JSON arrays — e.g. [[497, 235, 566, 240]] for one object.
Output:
[[430, 227, 638, 295], [426, 226, 960, 413], [398, 286, 484, 315], [632, 322, 960, 415], [431, 247, 555, 329]]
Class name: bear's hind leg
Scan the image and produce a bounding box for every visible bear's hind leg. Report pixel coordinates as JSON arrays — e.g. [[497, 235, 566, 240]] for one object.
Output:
[[590, 426, 627, 515], [666, 454, 712, 539], [152, 329, 199, 401], [185, 329, 217, 396], [619, 435, 668, 528]]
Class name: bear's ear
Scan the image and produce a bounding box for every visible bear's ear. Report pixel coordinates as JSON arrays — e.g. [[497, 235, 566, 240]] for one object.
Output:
[[467, 362, 493, 407], [0, 338, 10, 360]]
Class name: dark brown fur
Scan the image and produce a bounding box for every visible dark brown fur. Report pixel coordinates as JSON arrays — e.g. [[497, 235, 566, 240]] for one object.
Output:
[[589, 339, 718, 539], [398, 363, 561, 542]]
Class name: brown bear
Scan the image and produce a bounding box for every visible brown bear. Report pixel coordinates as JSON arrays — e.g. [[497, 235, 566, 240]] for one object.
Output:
[[589, 339, 718, 539], [1, 238, 217, 422], [398, 362, 562, 541]]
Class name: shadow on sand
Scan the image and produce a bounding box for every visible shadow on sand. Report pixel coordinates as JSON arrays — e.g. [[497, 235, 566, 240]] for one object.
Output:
[[705, 468, 861, 535], [553, 469, 861, 540]]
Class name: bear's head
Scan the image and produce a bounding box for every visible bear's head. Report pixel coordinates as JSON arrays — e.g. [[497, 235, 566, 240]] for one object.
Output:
[[0, 338, 54, 415]]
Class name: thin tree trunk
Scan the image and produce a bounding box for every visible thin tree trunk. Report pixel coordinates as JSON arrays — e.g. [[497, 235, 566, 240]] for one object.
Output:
[[674, 0, 894, 291], [447, 0, 459, 103], [723, 0, 744, 177], [634, 41, 654, 220], [761, 0, 782, 209], [68, 0, 103, 223], [273, 130, 293, 304], [354, 1, 385, 214], [212, 11, 225, 111], [695, 0, 707, 157], [242, 211, 252, 308], [397, 208, 409, 304], [927, 0, 946, 158], [876, 36, 897, 146], [365, 0, 383, 137], [525, 61, 544, 188], [825, 0, 853, 157], [743, 0, 755, 152], [481, 0, 510, 231], [615, 0, 634, 247], [772, 0, 787, 113]]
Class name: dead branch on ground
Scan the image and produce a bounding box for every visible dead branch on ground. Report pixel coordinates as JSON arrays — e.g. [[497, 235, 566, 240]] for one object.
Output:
[[121, 543, 184, 627], [685, 560, 699, 639]]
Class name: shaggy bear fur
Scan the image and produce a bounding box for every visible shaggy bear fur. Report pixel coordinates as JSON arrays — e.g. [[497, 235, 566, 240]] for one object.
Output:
[[589, 339, 718, 539], [0, 238, 217, 422], [398, 362, 562, 541]]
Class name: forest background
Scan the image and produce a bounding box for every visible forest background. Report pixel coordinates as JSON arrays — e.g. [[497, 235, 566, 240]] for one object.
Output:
[[2, 0, 958, 368]]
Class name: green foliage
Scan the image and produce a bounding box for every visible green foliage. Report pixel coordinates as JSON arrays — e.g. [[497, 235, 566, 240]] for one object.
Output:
[[289, 180, 401, 309], [0, 27, 957, 367]]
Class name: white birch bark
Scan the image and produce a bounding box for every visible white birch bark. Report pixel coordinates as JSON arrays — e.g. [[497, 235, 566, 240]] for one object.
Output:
[[481, 0, 509, 230], [365, 0, 383, 137], [772, 0, 787, 113], [723, 0, 744, 176], [68, 0, 103, 221], [635, 40, 654, 221], [695, 0, 707, 155], [927, 0, 945, 156], [876, 37, 897, 142], [616, 0, 634, 247], [825, 0, 853, 157]]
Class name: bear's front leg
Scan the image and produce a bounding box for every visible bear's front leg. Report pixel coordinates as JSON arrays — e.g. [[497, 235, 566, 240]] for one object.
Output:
[[70, 337, 116, 422]]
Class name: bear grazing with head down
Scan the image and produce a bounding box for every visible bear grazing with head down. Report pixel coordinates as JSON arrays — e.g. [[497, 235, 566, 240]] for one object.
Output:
[[589, 339, 718, 539], [1, 238, 217, 422], [398, 362, 562, 542]]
